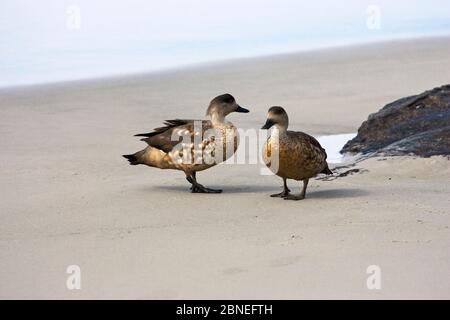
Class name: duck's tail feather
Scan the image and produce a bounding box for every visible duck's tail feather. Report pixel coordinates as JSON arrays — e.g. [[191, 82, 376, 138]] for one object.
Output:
[[123, 152, 143, 165], [123, 147, 169, 169], [321, 165, 333, 175]]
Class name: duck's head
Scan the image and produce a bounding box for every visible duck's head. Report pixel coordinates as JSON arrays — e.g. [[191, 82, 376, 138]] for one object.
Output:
[[206, 94, 249, 123], [261, 106, 289, 131]]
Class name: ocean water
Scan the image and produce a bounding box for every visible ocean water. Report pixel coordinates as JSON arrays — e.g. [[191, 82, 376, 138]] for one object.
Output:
[[1, 0, 450, 87], [317, 133, 358, 164]]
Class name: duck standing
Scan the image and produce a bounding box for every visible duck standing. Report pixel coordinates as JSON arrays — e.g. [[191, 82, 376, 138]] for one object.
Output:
[[123, 94, 249, 193], [261, 106, 332, 200]]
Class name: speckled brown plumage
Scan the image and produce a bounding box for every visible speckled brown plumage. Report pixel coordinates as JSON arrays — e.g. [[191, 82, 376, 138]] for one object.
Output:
[[123, 94, 249, 193], [263, 131, 328, 180], [137, 120, 239, 174], [261, 106, 332, 200]]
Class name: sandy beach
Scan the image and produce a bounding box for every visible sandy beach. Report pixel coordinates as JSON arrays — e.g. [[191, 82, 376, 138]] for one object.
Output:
[[0, 36, 449, 299]]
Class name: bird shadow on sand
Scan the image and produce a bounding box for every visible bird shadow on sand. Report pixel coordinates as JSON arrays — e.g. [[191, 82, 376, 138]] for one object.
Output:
[[151, 184, 277, 194], [306, 188, 369, 199], [148, 185, 367, 198]]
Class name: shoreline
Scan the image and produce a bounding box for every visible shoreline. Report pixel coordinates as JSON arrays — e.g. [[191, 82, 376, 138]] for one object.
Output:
[[1, 33, 449, 91]]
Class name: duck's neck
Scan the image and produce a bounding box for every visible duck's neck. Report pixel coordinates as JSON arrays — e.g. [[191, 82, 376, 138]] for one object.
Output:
[[210, 112, 226, 126], [272, 125, 287, 137]]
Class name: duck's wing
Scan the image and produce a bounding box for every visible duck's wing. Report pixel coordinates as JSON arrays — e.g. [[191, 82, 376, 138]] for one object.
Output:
[[294, 132, 324, 149], [294, 132, 333, 174], [135, 119, 212, 153], [305, 133, 326, 155], [289, 131, 328, 157]]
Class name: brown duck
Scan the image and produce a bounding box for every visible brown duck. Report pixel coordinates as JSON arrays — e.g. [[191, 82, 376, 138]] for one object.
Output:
[[123, 94, 249, 193], [261, 106, 332, 200]]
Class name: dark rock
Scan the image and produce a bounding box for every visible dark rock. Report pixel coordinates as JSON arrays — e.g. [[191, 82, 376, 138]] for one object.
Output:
[[381, 126, 450, 156], [341, 85, 450, 157]]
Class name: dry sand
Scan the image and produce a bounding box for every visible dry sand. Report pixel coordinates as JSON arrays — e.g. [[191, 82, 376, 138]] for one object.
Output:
[[0, 36, 449, 299]]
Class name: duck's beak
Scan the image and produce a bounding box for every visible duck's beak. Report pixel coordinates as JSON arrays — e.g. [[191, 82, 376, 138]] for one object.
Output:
[[261, 119, 275, 130], [235, 105, 250, 113]]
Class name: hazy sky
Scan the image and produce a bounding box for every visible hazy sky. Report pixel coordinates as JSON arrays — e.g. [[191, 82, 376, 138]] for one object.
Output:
[[1, 0, 449, 86]]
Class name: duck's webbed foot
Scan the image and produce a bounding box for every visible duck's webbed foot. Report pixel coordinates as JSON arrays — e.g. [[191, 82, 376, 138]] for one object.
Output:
[[283, 178, 309, 201], [186, 174, 222, 194], [196, 185, 223, 193], [270, 190, 290, 198], [271, 178, 290, 197], [190, 185, 200, 193]]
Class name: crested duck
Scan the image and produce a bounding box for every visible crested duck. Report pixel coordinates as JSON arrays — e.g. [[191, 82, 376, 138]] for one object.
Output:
[[261, 106, 332, 200], [123, 94, 249, 193]]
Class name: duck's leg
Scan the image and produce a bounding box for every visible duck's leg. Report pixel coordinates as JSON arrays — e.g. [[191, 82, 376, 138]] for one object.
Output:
[[284, 178, 309, 201], [270, 178, 291, 197], [189, 172, 199, 192], [186, 173, 222, 194]]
